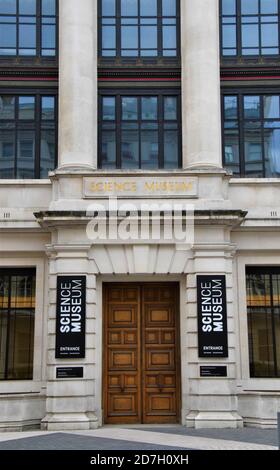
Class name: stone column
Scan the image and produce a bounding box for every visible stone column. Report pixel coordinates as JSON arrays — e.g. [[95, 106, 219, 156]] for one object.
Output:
[[58, 0, 97, 170], [181, 0, 222, 169]]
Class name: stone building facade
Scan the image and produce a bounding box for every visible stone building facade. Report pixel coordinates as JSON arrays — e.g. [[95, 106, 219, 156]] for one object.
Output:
[[0, 0, 280, 431]]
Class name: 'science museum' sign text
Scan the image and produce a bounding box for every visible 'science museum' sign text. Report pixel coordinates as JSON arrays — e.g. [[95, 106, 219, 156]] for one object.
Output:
[[197, 275, 228, 358], [84, 177, 198, 198], [55, 276, 86, 359]]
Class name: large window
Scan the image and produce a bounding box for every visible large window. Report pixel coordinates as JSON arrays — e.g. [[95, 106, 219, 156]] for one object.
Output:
[[223, 92, 280, 177], [0, 0, 57, 58], [99, 0, 180, 59], [99, 93, 181, 169], [221, 0, 280, 57], [0, 93, 57, 179], [0, 269, 36, 380], [246, 267, 280, 378]]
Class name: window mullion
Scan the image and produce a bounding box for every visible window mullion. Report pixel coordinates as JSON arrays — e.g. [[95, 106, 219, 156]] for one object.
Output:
[[158, 0, 162, 57], [116, 95, 122, 169], [260, 0, 262, 55], [116, 0, 121, 59], [16, 0, 19, 55], [35, 94, 41, 178], [158, 95, 164, 169], [37, 0, 41, 58], [261, 95, 266, 177], [239, 93, 245, 176], [139, 97, 142, 169], [15, 96, 18, 179], [138, 0, 141, 58], [4, 274, 12, 380], [269, 274, 278, 377], [178, 94, 182, 168], [237, 0, 242, 57]]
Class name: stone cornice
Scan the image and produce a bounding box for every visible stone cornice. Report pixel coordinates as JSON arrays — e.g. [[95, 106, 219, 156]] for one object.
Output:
[[34, 210, 247, 229]]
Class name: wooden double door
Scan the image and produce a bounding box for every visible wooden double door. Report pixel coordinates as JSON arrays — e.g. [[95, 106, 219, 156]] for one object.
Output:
[[103, 283, 181, 424]]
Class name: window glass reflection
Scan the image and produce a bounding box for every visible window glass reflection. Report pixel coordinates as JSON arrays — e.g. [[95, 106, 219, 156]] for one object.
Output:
[[101, 0, 179, 58], [0, 0, 57, 57], [222, 0, 236, 15], [0, 270, 36, 380], [164, 97, 177, 120], [140, 0, 157, 16], [19, 97, 35, 120], [102, 130, 116, 168], [103, 97, 116, 121], [0, 96, 15, 119], [122, 97, 138, 120], [244, 96, 260, 119], [142, 97, 157, 120], [19, 0, 36, 15], [223, 93, 280, 177], [0, 94, 56, 179], [0, 0, 16, 14], [141, 130, 158, 169], [222, 0, 280, 56], [247, 268, 280, 377], [164, 129, 178, 168], [40, 127, 55, 178], [41, 96, 55, 120], [0, 127, 15, 178], [17, 129, 35, 178], [100, 94, 180, 169], [121, 0, 138, 16], [121, 128, 139, 168], [41, 0, 56, 16]]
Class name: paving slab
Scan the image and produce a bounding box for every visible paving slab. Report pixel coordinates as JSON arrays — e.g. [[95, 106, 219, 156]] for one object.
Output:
[[0, 432, 187, 451], [132, 426, 278, 447]]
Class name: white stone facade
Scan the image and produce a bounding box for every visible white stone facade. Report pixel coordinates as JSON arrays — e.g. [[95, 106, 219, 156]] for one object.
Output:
[[0, 0, 280, 431]]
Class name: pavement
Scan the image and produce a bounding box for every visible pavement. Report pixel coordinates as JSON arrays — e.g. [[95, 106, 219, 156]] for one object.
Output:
[[0, 426, 278, 451]]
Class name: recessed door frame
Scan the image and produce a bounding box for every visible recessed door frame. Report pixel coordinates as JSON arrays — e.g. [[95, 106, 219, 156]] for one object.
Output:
[[102, 281, 181, 425]]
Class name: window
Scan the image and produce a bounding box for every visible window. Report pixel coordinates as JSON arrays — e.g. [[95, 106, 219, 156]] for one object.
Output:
[[0, 0, 57, 58], [246, 267, 280, 378], [99, 93, 181, 169], [0, 269, 36, 380], [222, 92, 280, 177], [99, 0, 180, 59], [221, 0, 280, 57], [0, 93, 57, 179]]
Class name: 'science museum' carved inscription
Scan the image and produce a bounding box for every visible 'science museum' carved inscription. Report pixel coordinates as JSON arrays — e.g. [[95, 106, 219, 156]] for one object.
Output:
[[83, 177, 198, 198]]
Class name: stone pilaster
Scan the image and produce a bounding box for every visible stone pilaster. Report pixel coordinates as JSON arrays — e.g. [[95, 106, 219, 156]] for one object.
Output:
[[185, 240, 243, 428], [41, 244, 99, 431], [181, 0, 222, 169], [58, 0, 97, 170]]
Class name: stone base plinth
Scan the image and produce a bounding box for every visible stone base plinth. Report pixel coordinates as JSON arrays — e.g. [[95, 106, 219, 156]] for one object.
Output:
[[41, 413, 99, 431], [186, 411, 243, 429]]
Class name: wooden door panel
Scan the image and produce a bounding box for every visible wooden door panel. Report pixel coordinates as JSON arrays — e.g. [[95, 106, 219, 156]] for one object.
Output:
[[108, 330, 138, 345], [109, 350, 138, 370], [104, 285, 141, 424], [145, 391, 177, 417], [108, 373, 138, 389], [108, 392, 139, 417], [108, 305, 138, 328], [145, 349, 175, 370], [142, 284, 180, 424], [145, 373, 176, 388], [145, 306, 175, 327]]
